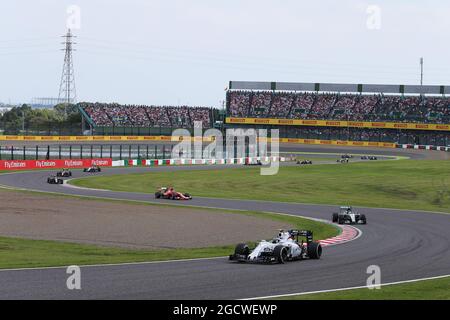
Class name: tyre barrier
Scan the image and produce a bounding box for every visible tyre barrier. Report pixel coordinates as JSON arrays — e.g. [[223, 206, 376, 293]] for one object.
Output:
[[113, 156, 286, 167], [396, 144, 449, 152]]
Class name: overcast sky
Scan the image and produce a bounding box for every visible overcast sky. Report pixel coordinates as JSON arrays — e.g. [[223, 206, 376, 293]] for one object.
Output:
[[0, 0, 449, 106]]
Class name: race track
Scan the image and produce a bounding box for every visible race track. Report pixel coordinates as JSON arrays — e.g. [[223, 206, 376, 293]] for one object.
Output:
[[0, 146, 448, 299]]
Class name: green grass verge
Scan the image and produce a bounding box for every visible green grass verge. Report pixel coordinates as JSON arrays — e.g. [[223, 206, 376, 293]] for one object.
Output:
[[70, 160, 450, 213], [0, 206, 338, 269], [275, 276, 450, 300]]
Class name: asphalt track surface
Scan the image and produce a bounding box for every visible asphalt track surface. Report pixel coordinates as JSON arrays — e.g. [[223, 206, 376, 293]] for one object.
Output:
[[0, 146, 448, 299]]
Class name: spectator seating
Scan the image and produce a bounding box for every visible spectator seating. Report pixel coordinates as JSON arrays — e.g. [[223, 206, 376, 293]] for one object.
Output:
[[79, 103, 213, 128], [227, 91, 450, 124]]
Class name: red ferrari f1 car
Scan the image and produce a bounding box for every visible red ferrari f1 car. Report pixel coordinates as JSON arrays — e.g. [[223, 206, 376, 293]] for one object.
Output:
[[155, 187, 192, 200]]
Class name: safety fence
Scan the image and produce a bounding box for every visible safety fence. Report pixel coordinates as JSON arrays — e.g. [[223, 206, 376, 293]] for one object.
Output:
[[396, 144, 450, 152], [0, 144, 176, 161], [0, 156, 284, 171]]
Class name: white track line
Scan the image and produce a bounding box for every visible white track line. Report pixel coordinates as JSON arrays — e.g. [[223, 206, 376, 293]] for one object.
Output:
[[0, 256, 229, 273], [241, 274, 450, 300]]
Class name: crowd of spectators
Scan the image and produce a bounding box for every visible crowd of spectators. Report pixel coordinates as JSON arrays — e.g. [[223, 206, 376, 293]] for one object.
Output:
[[227, 91, 450, 124], [280, 127, 450, 146], [79, 103, 213, 128]]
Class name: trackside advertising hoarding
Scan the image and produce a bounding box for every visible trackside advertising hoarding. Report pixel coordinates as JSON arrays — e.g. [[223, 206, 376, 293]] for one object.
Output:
[[225, 117, 450, 132], [0, 158, 112, 170]]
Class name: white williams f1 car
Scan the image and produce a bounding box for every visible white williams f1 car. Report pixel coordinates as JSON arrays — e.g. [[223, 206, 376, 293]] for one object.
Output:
[[56, 169, 72, 177], [83, 166, 101, 173], [229, 230, 322, 264], [332, 206, 367, 224]]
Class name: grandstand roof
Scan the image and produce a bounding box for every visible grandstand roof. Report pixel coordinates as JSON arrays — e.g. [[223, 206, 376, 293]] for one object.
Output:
[[229, 81, 449, 95]]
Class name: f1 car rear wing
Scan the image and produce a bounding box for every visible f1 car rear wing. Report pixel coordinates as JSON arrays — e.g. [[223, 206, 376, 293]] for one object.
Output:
[[289, 230, 314, 243]]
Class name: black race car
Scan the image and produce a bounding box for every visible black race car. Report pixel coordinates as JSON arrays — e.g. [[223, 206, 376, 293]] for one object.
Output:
[[47, 175, 63, 184], [341, 154, 353, 159], [332, 206, 367, 224], [56, 169, 72, 177], [244, 160, 262, 166], [297, 160, 312, 165], [83, 166, 101, 173], [361, 156, 378, 160]]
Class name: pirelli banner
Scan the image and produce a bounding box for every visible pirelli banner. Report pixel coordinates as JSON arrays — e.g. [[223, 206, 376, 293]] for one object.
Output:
[[274, 138, 395, 148], [0, 135, 214, 142], [226, 117, 450, 132]]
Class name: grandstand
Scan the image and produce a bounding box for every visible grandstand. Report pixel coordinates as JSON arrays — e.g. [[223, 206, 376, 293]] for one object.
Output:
[[226, 81, 450, 124], [225, 81, 450, 146], [74, 81, 450, 146], [78, 103, 216, 135]]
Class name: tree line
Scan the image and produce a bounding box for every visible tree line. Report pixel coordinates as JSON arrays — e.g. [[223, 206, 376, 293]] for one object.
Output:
[[0, 104, 82, 135]]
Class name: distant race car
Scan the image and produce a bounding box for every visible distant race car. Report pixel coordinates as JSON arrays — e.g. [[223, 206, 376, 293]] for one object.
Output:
[[361, 156, 378, 160], [56, 169, 72, 177], [337, 158, 349, 163], [341, 154, 353, 159], [245, 160, 262, 166], [155, 187, 192, 200], [229, 229, 322, 264], [297, 160, 312, 165], [83, 166, 101, 173], [47, 175, 63, 184], [332, 206, 367, 225]]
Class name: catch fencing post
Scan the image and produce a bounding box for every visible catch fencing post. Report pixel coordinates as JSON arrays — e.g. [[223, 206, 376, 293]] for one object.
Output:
[[129, 145, 132, 159], [59, 145, 62, 160], [11, 146, 14, 160], [110, 145, 112, 159], [100, 145, 103, 158], [119, 145, 122, 160], [80, 145, 83, 159], [0, 146, 2, 160], [146, 145, 149, 159], [36, 145, 39, 160], [90, 145, 93, 159], [69, 145, 72, 159], [23, 146, 26, 160], [154, 145, 157, 159]]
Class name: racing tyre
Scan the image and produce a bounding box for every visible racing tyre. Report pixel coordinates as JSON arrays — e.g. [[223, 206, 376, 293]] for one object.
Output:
[[338, 216, 344, 224], [58, 180, 63, 184], [234, 243, 250, 257], [360, 214, 367, 224], [307, 242, 322, 259], [155, 192, 161, 199], [332, 213, 339, 223], [273, 245, 288, 264]]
